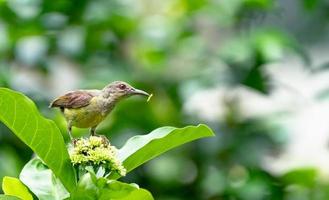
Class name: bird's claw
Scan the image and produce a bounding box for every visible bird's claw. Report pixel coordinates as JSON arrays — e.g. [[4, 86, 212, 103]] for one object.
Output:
[[72, 138, 78, 146], [70, 135, 109, 147], [93, 134, 110, 146]]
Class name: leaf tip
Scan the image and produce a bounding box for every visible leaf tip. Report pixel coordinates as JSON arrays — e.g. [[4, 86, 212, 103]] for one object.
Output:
[[197, 124, 215, 137]]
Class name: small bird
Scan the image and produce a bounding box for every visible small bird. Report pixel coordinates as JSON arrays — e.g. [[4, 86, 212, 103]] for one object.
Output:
[[49, 81, 149, 141]]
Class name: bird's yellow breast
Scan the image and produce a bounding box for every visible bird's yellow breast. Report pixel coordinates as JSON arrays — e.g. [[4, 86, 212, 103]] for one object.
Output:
[[63, 97, 107, 128]]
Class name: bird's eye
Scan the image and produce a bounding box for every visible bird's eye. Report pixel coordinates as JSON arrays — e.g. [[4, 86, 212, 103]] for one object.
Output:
[[118, 84, 126, 90]]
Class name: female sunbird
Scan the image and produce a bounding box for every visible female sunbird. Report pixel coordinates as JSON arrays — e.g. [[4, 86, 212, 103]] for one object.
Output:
[[50, 81, 149, 140]]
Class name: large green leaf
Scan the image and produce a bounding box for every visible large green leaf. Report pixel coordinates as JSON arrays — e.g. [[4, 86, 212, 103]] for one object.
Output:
[[2, 176, 33, 200], [70, 172, 153, 200], [20, 158, 70, 200], [0, 88, 76, 192], [118, 124, 214, 173]]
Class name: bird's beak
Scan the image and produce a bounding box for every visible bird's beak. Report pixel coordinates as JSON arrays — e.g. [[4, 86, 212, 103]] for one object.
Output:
[[130, 88, 149, 97]]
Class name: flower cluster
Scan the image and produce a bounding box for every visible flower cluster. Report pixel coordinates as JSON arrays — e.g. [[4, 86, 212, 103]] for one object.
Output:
[[69, 136, 126, 176]]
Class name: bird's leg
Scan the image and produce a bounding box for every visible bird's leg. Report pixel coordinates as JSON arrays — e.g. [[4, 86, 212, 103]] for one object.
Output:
[[68, 121, 77, 145], [89, 126, 109, 146], [90, 126, 96, 136]]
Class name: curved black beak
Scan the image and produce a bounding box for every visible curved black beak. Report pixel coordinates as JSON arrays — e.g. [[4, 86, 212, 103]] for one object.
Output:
[[130, 88, 149, 97]]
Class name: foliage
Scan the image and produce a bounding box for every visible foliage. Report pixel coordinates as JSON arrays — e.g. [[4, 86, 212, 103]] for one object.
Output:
[[118, 124, 213, 174], [70, 172, 153, 200], [0, 88, 76, 192], [2, 176, 33, 200], [1, 0, 329, 199], [0, 88, 214, 199], [20, 158, 69, 200]]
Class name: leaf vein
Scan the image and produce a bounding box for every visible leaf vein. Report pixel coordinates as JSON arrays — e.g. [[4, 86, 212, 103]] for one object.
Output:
[[44, 121, 54, 160], [30, 115, 39, 146], [12, 98, 17, 127], [18, 114, 29, 136]]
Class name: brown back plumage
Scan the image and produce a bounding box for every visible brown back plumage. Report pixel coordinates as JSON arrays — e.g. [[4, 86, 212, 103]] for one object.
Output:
[[49, 91, 95, 109]]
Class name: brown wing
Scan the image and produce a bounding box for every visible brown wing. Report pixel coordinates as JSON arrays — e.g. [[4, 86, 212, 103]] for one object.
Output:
[[49, 91, 95, 109]]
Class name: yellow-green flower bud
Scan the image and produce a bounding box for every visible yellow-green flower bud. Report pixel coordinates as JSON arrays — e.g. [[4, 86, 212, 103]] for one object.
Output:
[[69, 136, 126, 177]]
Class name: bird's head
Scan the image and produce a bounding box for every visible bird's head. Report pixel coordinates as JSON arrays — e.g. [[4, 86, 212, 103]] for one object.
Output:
[[102, 81, 149, 101]]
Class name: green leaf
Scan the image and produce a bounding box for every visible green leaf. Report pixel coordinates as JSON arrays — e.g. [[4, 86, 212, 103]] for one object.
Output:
[[0, 195, 21, 200], [70, 172, 153, 200], [100, 181, 153, 200], [281, 168, 317, 187], [2, 176, 33, 200], [19, 158, 70, 200], [118, 124, 214, 174], [0, 88, 76, 192], [70, 173, 98, 200]]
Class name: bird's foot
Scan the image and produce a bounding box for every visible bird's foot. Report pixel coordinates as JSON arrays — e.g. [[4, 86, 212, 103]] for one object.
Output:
[[72, 138, 78, 146], [92, 134, 110, 146]]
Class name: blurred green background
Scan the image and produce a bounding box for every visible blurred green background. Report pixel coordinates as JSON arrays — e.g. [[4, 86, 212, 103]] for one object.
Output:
[[2, 0, 329, 199]]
